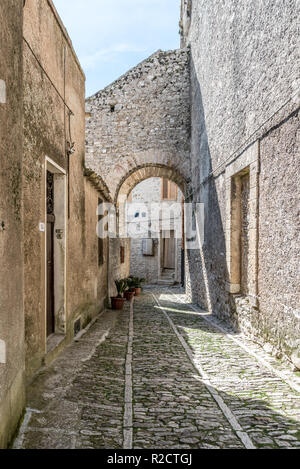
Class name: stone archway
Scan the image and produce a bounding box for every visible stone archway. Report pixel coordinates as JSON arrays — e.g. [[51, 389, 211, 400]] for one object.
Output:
[[85, 47, 191, 294], [115, 164, 188, 237], [85, 48, 191, 204], [115, 164, 187, 205]]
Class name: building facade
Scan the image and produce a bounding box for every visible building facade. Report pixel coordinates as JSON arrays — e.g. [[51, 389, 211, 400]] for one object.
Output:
[[0, 0, 127, 447], [128, 178, 182, 285], [181, 0, 300, 365], [0, 0, 299, 449], [22, 0, 112, 378], [0, 0, 25, 449], [86, 0, 300, 367]]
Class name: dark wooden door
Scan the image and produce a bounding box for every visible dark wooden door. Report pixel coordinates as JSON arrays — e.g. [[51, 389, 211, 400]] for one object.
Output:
[[163, 231, 175, 269], [47, 214, 55, 337]]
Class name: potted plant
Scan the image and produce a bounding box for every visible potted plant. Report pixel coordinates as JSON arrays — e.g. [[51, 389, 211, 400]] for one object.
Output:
[[128, 276, 145, 297], [124, 278, 135, 301], [124, 287, 135, 301], [111, 279, 127, 310], [126, 276, 135, 293]]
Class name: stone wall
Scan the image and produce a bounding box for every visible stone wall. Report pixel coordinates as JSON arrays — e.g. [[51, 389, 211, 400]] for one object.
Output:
[[181, 0, 300, 363], [130, 178, 161, 283], [0, 0, 25, 449], [23, 0, 109, 379], [85, 48, 191, 201], [129, 178, 182, 284], [109, 238, 131, 298]]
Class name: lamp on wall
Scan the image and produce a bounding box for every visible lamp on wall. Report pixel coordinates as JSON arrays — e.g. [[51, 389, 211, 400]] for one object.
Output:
[[66, 140, 75, 156], [66, 109, 75, 156]]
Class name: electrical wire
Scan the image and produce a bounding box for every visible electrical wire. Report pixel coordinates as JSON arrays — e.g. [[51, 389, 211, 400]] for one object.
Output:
[[23, 36, 74, 116]]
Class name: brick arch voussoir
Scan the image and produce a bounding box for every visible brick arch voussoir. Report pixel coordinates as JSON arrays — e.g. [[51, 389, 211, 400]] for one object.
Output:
[[115, 164, 188, 205]]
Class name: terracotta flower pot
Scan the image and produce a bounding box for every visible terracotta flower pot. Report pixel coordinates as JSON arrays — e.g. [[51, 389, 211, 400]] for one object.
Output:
[[134, 287, 142, 297], [124, 290, 135, 301], [111, 297, 126, 310]]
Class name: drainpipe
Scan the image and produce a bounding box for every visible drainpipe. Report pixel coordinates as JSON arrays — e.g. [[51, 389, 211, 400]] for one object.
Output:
[[106, 236, 110, 307], [181, 197, 185, 287]]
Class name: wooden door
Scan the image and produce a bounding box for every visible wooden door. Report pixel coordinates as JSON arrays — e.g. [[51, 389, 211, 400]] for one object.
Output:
[[163, 231, 175, 269], [47, 214, 55, 337]]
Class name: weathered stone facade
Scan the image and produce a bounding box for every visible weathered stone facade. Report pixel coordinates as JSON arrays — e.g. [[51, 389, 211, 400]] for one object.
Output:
[[86, 0, 299, 366], [129, 178, 162, 283], [1, 0, 299, 450], [85, 48, 191, 202], [85, 48, 191, 299], [0, 0, 25, 449], [129, 178, 182, 284], [181, 0, 300, 363], [22, 0, 109, 378], [0, 0, 122, 447]]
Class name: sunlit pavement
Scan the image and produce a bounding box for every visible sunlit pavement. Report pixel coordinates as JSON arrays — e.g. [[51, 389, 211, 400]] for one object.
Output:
[[14, 288, 300, 449]]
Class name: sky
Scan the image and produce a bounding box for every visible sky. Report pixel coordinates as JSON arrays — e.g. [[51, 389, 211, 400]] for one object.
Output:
[[53, 0, 181, 97]]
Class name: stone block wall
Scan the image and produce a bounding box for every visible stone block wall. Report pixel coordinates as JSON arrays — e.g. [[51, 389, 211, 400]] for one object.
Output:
[[109, 238, 131, 298], [129, 178, 161, 283], [23, 0, 110, 379], [129, 178, 183, 284], [85, 48, 191, 201], [181, 0, 300, 363], [0, 0, 25, 449]]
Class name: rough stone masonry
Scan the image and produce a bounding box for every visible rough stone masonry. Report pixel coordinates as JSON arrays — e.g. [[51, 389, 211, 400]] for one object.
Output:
[[86, 0, 300, 369], [85, 48, 191, 201]]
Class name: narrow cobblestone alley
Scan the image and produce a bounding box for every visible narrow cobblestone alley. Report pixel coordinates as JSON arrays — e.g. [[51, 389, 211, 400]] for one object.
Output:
[[14, 289, 300, 450]]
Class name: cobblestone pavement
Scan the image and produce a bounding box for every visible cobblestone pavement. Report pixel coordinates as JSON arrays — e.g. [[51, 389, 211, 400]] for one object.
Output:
[[14, 288, 300, 449]]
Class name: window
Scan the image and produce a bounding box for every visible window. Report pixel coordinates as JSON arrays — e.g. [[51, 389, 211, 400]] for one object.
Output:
[[161, 179, 178, 200], [120, 246, 125, 264], [98, 198, 104, 266]]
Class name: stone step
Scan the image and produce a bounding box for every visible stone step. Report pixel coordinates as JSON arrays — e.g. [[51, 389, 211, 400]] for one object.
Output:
[[157, 279, 175, 286]]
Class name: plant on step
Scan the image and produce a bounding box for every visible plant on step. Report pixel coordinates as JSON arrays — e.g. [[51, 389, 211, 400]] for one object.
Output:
[[123, 278, 136, 301], [128, 276, 145, 289], [115, 278, 128, 298], [126, 276, 135, 291], [111, 278, 128, 310], [127, 276, 145, 297]]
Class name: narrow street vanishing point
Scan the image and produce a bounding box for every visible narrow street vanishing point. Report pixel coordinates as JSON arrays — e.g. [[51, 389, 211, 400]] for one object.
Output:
[[14, 289, 300, 450], [1, 0, 299, 450]]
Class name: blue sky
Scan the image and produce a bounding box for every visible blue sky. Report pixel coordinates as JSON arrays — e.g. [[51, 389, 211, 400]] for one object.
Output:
[[53, 0, 181, 97]]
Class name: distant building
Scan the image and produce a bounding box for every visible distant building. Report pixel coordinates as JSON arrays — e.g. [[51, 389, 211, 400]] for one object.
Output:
[[128, 178, 183, 285]]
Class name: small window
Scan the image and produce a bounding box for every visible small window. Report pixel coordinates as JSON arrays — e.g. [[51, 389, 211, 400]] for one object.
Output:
[[110, 105, 115, 113], [120, 246, 125, 264], [161, 179, 178, 200]]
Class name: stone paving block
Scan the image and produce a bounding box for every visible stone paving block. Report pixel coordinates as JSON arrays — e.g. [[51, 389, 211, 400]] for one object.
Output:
[[15, 289, 300, 449]]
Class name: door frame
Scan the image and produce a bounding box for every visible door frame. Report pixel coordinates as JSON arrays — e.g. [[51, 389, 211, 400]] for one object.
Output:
[[44, 157, 67, 346], [47, 212, 55, 336], [163, 231, 176, 270]]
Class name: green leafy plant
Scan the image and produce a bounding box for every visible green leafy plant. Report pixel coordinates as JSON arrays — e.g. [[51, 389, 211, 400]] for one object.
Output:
[[127, 276, 145, 289], [115, 278, 128, 298], [126, 276, 135, 290]]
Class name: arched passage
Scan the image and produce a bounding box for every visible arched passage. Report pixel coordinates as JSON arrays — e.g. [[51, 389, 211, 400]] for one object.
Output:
[[116, 164, 187, 204], [115, 164, 188, 236], [126, 175, 185, 285]]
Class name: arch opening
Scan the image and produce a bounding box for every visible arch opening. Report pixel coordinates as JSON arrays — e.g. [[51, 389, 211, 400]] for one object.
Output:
[[116, 169, 187, 287], [115, 164, 188, 206]]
